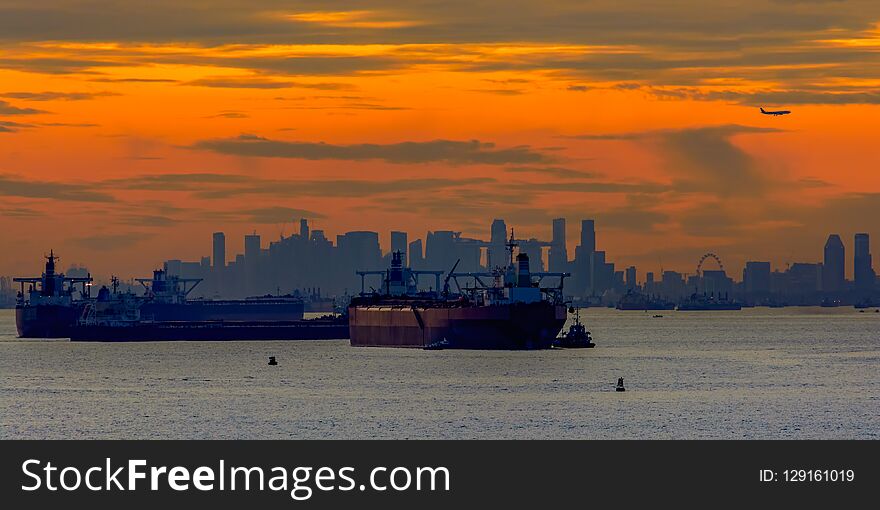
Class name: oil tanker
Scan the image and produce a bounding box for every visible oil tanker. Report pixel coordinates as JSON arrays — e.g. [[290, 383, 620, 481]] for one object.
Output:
[[349, 235, 569, 349], [70, 284, 345, 341], [13, 253, 304, 338], [136, 269, 304, 321]]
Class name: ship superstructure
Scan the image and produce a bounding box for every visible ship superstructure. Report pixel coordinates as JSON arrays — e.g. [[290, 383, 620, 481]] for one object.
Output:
[[14, 251, 92, 337]]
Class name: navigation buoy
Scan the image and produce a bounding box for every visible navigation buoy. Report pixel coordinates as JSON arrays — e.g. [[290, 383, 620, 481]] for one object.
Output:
[[616, 377, 626, 392], [268, 356, 278, 366]]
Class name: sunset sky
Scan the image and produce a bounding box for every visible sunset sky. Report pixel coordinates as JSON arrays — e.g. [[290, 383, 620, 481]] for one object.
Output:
[[2, 0, 880, 279]]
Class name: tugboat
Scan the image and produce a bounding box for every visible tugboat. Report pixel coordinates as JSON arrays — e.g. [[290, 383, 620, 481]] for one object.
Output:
[[554, 307, 595, 348], [14, 251, 92, 337]]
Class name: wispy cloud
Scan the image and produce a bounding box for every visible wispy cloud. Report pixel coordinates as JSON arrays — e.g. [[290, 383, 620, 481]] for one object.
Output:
[[0, 174, 115, 202], [1, 91, 119, 101], [0, 100, 48, 115], [190, 134, 552, 165]]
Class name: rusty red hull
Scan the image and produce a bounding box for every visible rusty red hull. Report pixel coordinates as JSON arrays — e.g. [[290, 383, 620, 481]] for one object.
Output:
[[348, 301, 567, 349]]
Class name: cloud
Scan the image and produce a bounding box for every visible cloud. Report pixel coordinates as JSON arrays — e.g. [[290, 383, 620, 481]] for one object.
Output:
[[192, 177, 497, 199], [566, 85, 590, 92], [571, 124, 783, 196], [190, 135, 552, 165], [71, 233, 154, 250], [503, 166, 598, 179], [40, 122, 100, 128], [0, 174, 115, 202], [0, 91, 119, 101], [115, 214, 179, 227], [0, 100, 48, 115], [0, 57, 124, 74], [238, 206, 327, 224], [279, 102, 409, 111], [90, 77, 178, 83], [101, 172, 252, 191], [469, 88, 524, 95], [207, 111, 249, 119], [0, 205, 44, 218], [638, 86, 880, 106], [0, 120, 35, 133], [184, 77, 354, 90]]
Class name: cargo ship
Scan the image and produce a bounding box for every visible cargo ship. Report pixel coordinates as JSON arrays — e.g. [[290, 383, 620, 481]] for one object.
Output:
[[615, 289, 675, 311], [676, 292, 742, 311], [70, 283, 347, 341], [137, 269, 304, 321], [14, 251, 92, 337], [349, 234, 569, 349], [13, 253, 305, 338], [70, 317, 347, 342]]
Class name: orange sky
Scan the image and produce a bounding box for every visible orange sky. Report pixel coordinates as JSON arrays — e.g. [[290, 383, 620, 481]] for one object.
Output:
[[1, 1, 880, 279]]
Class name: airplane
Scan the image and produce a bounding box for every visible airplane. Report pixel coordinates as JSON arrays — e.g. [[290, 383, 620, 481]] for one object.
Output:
[[760, 107, 791, 116]]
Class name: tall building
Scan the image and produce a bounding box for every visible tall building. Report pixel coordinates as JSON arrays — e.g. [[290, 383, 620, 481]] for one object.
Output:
[[212, 232, 226, 269], [625, 266, 637, 290], [409, 239, 424, 270], [391, 231, 408, 265], [487, 219, 507, 268], [244, 233, 261, 295], [743, 261, 771, 294], [580, 219, 596, 253], [299, 218, 309, 239], [854, 233, 874, 290], [822, 234, 845, 293], [549, 218, 568, 272], [571, 219, 596, 296]]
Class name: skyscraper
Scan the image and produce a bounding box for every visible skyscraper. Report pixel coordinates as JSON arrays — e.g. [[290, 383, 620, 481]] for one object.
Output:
[[244, 233, 261, 295], [549, 218, 568, 272], [854, 233, 874, 290], [391, 231, 408, 266], [625, 265, 637, 290], [212, 232, 226, 269], [571, 219, 596, 296], [580, 219, 596, 253], [743, 261, 771, 294], [822, 234, 845, 293], [408, 239, 424, 270], [487, 219, 507, 268]]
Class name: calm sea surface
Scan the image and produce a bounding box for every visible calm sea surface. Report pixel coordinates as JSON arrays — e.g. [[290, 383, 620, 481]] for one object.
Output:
[[1, 308, 877, 439]]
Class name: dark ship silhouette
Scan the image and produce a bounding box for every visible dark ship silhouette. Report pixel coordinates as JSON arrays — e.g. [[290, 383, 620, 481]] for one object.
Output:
[[348, 233, 569, 350], [554, 307, 595, 348]]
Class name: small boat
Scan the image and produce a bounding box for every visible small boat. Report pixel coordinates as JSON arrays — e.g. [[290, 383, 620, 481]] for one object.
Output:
[[267, 356, 278, 366], [652, 314, 663, 318], [554, 307, 595, 348], [615, 377, 626, 392]]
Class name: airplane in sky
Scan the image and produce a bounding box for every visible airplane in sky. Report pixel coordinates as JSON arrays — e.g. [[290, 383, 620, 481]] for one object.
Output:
[[760, 107, 791, 116]]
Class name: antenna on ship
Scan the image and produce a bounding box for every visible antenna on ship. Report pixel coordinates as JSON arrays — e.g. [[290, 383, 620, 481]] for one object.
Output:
[[442, 259, 460, 297], [506, 229, 518, 267]]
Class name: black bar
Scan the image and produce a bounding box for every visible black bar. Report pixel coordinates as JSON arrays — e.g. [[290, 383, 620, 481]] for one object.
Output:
[[0, 441, 875, 508]]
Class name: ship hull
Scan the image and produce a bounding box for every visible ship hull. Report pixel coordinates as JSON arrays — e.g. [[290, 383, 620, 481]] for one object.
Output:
[[140, 299, 304, 321], [616, 303, 675, 311], [676, 304, 742, 311], [349, 302, 567, 349], [69, 317, 348, 342], [15, 304, 80, 338]]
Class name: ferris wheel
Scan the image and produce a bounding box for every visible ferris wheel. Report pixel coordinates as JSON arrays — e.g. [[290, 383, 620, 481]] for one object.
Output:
[[696, 253, 725, 276]]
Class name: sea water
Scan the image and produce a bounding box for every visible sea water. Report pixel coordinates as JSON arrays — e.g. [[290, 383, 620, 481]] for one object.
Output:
[[1, 308, 877, 439]]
